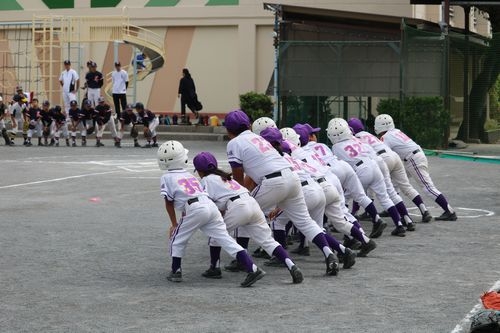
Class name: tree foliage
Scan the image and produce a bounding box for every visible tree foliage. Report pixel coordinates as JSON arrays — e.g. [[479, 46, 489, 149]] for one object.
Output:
[[239, 92, 273, 122]]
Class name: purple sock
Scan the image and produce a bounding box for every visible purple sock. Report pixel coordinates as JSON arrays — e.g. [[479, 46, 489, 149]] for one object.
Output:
[[273, 245, 292, 264], [353, 220, 362, 230], [412, 195, 425, 214], [312, 233, 330, 252], [236, 250, 254, 273], [395, 201, 410, 218], [351, 201, 360, 215], [209, 246, 221, 268], [172, 256, 182, 273], [324, 233, 344, 254], [273, 230, 287, 248], [350, 225, 367, 245], [435, 194, 450, 213], [387, 206, 402, 226], [365, 202, 379, 223], [236, 237, 249, 249]]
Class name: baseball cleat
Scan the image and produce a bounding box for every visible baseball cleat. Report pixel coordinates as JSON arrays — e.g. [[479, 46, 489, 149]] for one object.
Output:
[[240, 268, 265, 287], [201, 267, 222, 279], [369, 220, 387, 238], [142, 143, 152, 148], [357, 239, 377, 257], [421, 211, 432, 223], [343, 236, 362, 251], [224, 259, 245, 272], [435, 211, 457, 221], [325, 253, 339, 276], [357, 211, 371, 221], [167, 270, 182, 282], [264, 256, 286, 267], [151, 142, 158, 148], [391, 226, 406, 237], [252, 247, 271, 259], [290, 246, 310, 256], [341, 248, 356, 269], [379, 210, 389, 217], [289, 265, 304, 284], [406, 222, 416, 231], [134, 142, 141, 147]]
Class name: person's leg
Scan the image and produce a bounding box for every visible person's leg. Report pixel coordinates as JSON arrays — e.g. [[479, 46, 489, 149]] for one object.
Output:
[[112, 94, 121, 118]]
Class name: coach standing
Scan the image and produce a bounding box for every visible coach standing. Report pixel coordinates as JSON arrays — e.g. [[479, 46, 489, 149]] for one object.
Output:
[[111, 61, 128, 118], [85, 61, 103, 107], [59, 60, 79, 115]]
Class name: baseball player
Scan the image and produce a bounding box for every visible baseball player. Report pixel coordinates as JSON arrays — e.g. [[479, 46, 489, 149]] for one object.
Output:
[[281, 126, 377, 258], [93, 97, 117, 147], [117, 105, 140, 148], [297, 123, 388, 239], [50, 105, 70, 147], [135, 102, 159, 148], [0, 96, 13, 146], [348, 117, 432, 223], [375, 114, 457, 221], [59, 60, 79, 115], [193, 151, 303, 284], [224, 110, 339, 276], [158, 140, 265, 287], [8, 94, 26, 145], [68, 100, 92, 147], [40, 100, 54, 146], [84, 61, 103, 107], [25, 98, 43, 146], [328, 118, 407, 236]]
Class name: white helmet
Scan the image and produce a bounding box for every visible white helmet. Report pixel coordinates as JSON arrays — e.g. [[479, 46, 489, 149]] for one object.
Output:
[[280, 127, 300, 147], [157, 140, 189, 170], [374, 114, 395, 134], [327, 118, 352, 144], [252, 117, 276, 135]]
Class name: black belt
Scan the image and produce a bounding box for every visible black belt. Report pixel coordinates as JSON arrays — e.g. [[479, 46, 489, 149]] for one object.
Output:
[[316, 177, 326, 183], [229, 195, 241, 202], [376, 149, 386, 155], [264, 171, 282, 179], [404, 149, 420, 161], [187, 197, 199, 205], [355, 160, 363, 167], [301, 180, 309, 186]]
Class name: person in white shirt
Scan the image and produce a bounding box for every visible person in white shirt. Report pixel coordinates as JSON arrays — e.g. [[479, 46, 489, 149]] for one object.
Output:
[[59, 60, 79, 115], [111, 62, 128, 118]]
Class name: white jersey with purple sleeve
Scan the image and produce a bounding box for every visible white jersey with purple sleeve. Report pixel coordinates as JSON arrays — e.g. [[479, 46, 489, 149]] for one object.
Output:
[[331, 138, 373, 168], [282, 153, 316, 181], [200, 174, 248, 211], [303, 141, 334, 160], [380, 128, 421, 159], [160, 169, 209, 210], [226, 130, 291, 184], [354, 130, 392, 155]]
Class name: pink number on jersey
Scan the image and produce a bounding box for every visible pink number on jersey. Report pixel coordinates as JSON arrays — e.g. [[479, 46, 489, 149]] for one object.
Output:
[[178, 177, 203, 195], [313, 144, 326, 156], [344, 143, 362, 158], [284, 155, 301, 171], [311, 152, 327, 166], [359, 133, 377, 144], [395, 131, 411, 142], [250, 137, 273, 153], [226, 179, 242, 190], [300, 160, 318, 173]]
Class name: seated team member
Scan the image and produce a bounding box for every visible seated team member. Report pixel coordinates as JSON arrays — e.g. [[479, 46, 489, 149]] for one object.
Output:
[[193, 151, 303, 284], [93, 96, 118, 147], [135, 102, 159, 148], [25, 98, 43, 146], [68, 100, 91, 147], [9, 94, 25, 145], [158, 140, 265, 287], [117, 104, 140, 148], [50, 105, 69, 147], [0, 96, 13, 146], [40, 100, 54, 146]]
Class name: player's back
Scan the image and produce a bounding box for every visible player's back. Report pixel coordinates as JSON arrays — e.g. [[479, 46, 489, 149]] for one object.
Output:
[[227, 130, 290, 184], [332, 138, 373, 167], [380, 129, 420, 159], [354, 130, 391, 154], [160, 169, 209, 210], [201, 174, 248, 211]]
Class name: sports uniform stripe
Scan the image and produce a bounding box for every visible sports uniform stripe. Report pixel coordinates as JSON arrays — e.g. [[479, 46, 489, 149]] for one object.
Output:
[[408, 157, 440, 198], [169, 216, 184, 255]]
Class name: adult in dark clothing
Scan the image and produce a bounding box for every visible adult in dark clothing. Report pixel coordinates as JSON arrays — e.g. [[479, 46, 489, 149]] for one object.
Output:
[[178, 68, 199, 124], [84, 62, 104, 107]]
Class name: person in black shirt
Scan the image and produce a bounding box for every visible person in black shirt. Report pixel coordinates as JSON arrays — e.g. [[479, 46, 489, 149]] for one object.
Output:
[[26, 98, 43, 146], [135, 102, 159, 148], [177, 68, 199, 124], [84, 62, 104, 107], [50, 105, 69, 147], [40, 100, 54, 146], [93, 96, 118, 147], [117, 104, 140, 148]]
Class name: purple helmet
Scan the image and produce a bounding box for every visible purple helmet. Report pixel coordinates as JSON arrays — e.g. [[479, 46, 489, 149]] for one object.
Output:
[[292, 124, 309, 147], [193, 152, 218, 172], [260, 127, 283, 144], [348, 118, 365, 134], [224, 110, 250, 133]]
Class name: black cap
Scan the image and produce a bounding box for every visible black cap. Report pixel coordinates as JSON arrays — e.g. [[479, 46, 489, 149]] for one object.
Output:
[[64, 60, 71, 65], [70, 100, 78, 106], [43, 100, 50, 106], [114, 61, 121, 66]]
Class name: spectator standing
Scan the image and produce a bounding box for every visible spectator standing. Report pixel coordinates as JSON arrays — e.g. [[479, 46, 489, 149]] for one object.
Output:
[[84, 61, 103, 107], [59, 60, 79, 115], [178, 68, 198, 124], [111, 61, 128, 118]]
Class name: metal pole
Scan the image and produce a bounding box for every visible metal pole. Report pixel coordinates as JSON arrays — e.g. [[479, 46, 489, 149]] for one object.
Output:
[[133, 50, 137, 104], [463, 6, 470, 141], [272, 10, 279, 123]]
